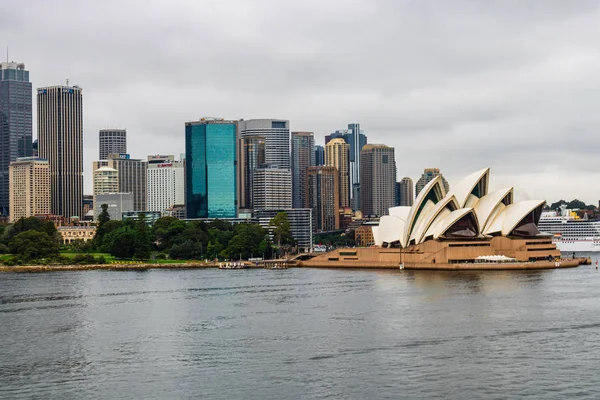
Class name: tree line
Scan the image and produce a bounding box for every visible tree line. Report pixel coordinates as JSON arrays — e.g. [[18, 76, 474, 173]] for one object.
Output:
[[0, 205, 295, 265], [548, 199, 597, 211]]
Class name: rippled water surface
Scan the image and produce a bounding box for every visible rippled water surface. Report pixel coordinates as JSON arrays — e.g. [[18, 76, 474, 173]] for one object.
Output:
[[2, 265, 600, 399]]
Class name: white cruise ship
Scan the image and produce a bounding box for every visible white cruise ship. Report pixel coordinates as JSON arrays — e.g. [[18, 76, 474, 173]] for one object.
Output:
[[538, 206, 600, 253]]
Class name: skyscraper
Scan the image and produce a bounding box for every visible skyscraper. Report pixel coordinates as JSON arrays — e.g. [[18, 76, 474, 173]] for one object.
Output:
[[325, 138, 350, 208], [0, 62, 32, 217], [238, 119, 290, 168], [307, 166, 339, 232], [38, 85, 83, 219], [238, 135, 266, 210], [99, 129, 127, 160], [327, 124, 367, 210], [147, 155, 185, 213], [252, 166, 292, 211], [9, 157, 49, 222], [314, 145, 325, 166], [360, 144, 396, 217], [291, 132, 314, 209], [415, 168, 450, 196], [102, 154, 147, 211], [399, 177, 414, 207], [185, 118, 238, 219]]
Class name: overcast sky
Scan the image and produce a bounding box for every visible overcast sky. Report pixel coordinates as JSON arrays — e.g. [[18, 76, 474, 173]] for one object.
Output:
[[3, 0, 600, 203]]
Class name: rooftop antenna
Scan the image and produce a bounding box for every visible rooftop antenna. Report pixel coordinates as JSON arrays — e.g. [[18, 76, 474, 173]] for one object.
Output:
[[66, 78, 69, 86], [6, 46, 8, 62]]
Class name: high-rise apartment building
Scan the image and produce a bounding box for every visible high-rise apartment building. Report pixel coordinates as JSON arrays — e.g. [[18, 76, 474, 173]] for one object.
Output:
[[325, 138, 350, 208], [291, 132, 314, 209], [238, 119, 290, 168], [38, 85, 83, 219], [360, 144, 396, 217], [307, 166, 339, 232], [99, 129, 127, 160], [93, 166, 118, 197], [238, 135, 266, 210], [252, 166, 292, 211], [314, 145, 325, 166], [399, 177, 414, 207], [0, 62, 33, 217], [9, 157, 49, 222], [415, 168, 450, 196], [185, 118, 238, 219], [147, 155, 185, 213]]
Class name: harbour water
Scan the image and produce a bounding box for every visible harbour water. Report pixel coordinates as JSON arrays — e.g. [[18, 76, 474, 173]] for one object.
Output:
[[1, 264, 600, 399]]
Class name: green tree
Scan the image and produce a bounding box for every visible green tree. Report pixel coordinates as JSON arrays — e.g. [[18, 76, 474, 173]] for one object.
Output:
[[169, 240, 202, 259], [567, 199, 586, 210], [2, 217, 58, 245], [97, 203, 110, 226], [109, 227, 136, 259], [133, 214, 152, 260], [269, 212, 293, 247], [224, 224, 266, 260], [94, 220, 125, 252], [8, 230, 60, 261], [549, 200, 567, 210]]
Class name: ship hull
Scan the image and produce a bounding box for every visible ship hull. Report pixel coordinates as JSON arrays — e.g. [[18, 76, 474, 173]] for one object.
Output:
[[552, 238, 600, 253]]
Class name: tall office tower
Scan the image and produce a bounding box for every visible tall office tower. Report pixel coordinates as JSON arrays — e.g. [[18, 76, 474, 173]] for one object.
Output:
[[238, 135, 265, 210], [327, 124, 367, 209], [395, 182, 401, 207], [8, 157, 49, 222], [38, 85, 83, 219], [185, 118, 238, 219], [291, 132, 315, 209], [359, 144, 396, 217], [306, 166, 339, 232], [252, 166, 292, 211], [104, 154, 147, 211], [0, 62, 33, 217], [99, 129, 127, 160], [314, 145, 325, 166], [415, 168, 450, 196], [147, 155, 185, 213], [325, 138, 350, 208], [399, 177, 414, 207], [238, 119, 290, 168]]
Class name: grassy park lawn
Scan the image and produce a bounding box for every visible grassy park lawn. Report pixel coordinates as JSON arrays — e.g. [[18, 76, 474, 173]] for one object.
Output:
[[60, 251, 116, 262]]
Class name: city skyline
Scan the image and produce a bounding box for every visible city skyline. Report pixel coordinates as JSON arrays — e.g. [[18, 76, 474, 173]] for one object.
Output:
[[3, 1, 600, 203]]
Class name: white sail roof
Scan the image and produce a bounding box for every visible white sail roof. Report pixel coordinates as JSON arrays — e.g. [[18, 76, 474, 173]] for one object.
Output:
[[403, 176, 446, 245], [451, 168, 490, 208], [372, 168, 547, 248], [433, 208, 479, 239], [410, 194, 459, 245], [474, 187, 514, 232]]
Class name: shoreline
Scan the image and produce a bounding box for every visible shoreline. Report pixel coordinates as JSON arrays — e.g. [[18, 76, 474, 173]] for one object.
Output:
[[0, 257, 590, 273]]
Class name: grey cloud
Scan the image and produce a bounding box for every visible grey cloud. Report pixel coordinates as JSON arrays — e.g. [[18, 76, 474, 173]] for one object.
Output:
[[3, 0, 600, 203]]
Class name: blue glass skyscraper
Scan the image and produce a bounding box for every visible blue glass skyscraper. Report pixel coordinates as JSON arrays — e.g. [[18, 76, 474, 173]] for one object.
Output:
[[185, 119, 238, 219], [0, 62, 32, 217]]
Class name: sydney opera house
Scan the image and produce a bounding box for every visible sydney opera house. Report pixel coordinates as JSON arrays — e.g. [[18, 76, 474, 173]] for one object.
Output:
[[301, 168, 578, 270]]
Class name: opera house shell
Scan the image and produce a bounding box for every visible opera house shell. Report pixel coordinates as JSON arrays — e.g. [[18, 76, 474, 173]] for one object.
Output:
[[372, 167, 543, 248], [300, 168, 576, 270]]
